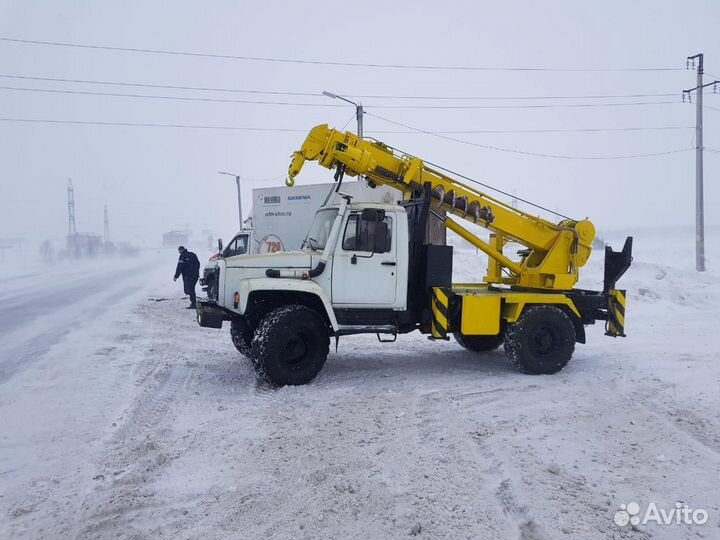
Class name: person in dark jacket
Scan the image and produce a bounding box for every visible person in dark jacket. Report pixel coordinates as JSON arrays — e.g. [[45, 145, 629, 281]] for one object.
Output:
[[173, 246, 201, 309]]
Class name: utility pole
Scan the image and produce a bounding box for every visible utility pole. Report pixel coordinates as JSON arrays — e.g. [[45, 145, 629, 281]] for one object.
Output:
[[684, 54, 719, 272], [322, 91, 363, 137], [356, 102, 364, 139], [322, 91, 365, 186], [218, 171, 243, 231], [67, 178, 76, 236], [103, 204, 110, 243]]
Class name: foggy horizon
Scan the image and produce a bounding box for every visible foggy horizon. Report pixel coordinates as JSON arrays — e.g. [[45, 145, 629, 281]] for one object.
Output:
[[1, 1, 719, 250]]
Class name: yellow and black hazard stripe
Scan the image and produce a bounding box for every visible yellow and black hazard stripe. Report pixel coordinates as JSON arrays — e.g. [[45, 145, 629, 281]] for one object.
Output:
[[431, 287, 451, 340], [606, 289, 626, 337]]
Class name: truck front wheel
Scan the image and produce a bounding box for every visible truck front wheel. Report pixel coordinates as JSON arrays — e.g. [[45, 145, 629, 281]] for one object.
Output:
[[251, 305, 329, 386], [503, 306, 575, 375], [230, 320, 254, 360]]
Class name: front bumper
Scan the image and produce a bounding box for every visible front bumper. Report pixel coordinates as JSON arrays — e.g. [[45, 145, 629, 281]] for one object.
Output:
[[196, 299, 228, 329]]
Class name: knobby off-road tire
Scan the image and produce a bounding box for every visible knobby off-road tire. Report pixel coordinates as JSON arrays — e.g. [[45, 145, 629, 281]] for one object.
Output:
[[453, 332, 504, 352], [504, 306, 576, 375], [251, 305, 329, 386], [230, 320, 255, 360]]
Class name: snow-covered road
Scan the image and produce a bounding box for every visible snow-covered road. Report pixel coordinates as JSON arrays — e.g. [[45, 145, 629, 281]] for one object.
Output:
[[0, 260, 155, 382], [1, 232, 719, 540]]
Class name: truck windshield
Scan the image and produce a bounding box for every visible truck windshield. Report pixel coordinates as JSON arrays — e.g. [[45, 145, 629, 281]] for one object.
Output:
[[303, 208, 338, 251]]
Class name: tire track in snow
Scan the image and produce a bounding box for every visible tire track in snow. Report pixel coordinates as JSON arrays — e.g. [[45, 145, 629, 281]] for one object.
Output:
[[109, 362, 190, 445], [442, 386, 550, 540], [495, 479, 547, 540], [74, 300, 194, 540], [627, 387, 720, 461]]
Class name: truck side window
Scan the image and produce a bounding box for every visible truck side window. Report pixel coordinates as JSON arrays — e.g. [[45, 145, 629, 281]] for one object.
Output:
[[342, 215, 392, 253], [224, 238, 237, 257], [224, 235, 249, 257], [236, 236, 248, 255]]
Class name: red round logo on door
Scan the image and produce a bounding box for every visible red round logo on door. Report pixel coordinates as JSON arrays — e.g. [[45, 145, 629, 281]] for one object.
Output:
[[258, 235, 284, 253]]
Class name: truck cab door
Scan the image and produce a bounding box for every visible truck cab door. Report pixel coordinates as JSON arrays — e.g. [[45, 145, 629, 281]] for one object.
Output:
[[331, 210, 398, 307]]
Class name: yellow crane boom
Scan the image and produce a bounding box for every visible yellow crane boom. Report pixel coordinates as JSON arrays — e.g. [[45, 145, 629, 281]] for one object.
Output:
[[287, 123, 596, 290]]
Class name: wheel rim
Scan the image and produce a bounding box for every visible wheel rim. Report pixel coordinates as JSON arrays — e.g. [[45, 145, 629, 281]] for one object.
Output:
[[283, 332, 309, 367], [532, 325, 556, 356]]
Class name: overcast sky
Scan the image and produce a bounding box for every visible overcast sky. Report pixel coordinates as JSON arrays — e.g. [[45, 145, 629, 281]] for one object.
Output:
[[1, 1, 719, 249]]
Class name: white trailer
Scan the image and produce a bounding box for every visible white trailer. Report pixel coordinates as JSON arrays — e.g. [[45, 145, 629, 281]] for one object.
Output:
[[219, 181, 400, 258]]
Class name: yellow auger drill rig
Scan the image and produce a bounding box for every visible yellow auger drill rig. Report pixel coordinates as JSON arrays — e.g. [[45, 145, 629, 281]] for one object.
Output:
[[197, 123, 631, 386], [286, 124, 631, 371]]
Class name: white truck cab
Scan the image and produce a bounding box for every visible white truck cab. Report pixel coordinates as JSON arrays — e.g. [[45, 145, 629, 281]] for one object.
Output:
[[198, 196, 423, 385], [200, 197, 410, 330]]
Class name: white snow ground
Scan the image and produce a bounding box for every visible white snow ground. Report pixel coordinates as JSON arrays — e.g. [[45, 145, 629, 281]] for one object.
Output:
[[1, 230, 719, 540]]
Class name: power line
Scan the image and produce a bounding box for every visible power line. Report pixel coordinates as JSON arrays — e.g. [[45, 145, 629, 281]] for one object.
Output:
[[0, 37, 685, 72], [335, 101, 684, 110], [0, 73, 321, 98], [0, 85, 681, 110], [0, 86, 342, 107], [367, 111, 693, 160], [235, 174, 286, 182], [0, 117, 307, 131], [375, 126, 693, 134], [340, 113, 356, 131], [380, 141, 574, 219], [0, 73, 681, 101], [350, 92, 679, 101], [706, 147, 720, 155], [0, 117, 694, 134], [704, 104, 720, 113], [423, 160, 573, 220]]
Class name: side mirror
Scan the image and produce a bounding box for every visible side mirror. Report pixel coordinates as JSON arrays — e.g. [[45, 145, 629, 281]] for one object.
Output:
[[373, 221, 389, 253], [217, 238, 223, 254]]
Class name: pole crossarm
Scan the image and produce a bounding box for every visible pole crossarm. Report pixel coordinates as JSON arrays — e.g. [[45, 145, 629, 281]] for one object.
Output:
[[683, 80, 720, 102]]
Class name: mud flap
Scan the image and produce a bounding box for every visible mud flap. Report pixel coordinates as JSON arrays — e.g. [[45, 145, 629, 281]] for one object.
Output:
[[606, 289, 626, 337], [430, 287, 450, 340], [602, 237, 631, 338]]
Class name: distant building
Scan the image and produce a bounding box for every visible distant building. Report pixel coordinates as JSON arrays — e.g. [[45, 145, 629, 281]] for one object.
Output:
[[163, 230, 189, 247], [67, 233, 102, 257]]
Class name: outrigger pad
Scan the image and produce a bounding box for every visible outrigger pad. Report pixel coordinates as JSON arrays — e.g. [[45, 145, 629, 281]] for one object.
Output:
[[603, 236, 633, 293]]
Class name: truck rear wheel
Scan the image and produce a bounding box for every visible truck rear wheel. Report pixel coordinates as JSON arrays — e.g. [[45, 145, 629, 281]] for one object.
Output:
[[230, 320, 254, 360], [453, 332, 503, 352], [504, 306, 575, 375], [251, 305, 329, 386]]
